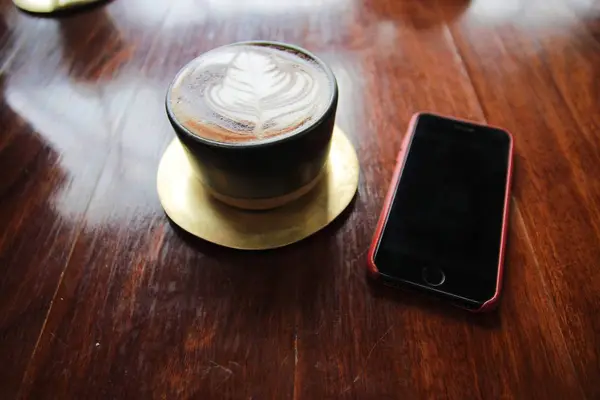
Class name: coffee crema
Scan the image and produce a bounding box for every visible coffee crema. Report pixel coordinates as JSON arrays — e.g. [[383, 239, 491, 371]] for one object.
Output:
[[168, 43, 333, 144]]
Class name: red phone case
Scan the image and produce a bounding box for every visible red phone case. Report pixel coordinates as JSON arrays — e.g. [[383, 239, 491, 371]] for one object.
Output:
[[367, 112, 514, 312]]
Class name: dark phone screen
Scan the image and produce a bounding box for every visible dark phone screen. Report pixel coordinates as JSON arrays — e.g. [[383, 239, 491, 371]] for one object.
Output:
[[374, 114, 511, 304]]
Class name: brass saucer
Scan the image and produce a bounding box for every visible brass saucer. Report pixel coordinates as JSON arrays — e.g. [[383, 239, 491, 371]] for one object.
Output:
[[157, 126, 359, 250], [13, 0, 104, 14]]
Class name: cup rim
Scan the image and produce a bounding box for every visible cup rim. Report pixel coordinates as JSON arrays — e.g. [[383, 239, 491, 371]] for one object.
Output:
[[165, 40, 338, 150]]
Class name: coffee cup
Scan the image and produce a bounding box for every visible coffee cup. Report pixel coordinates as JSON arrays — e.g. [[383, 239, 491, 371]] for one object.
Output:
[[166, 41, 338, 210]]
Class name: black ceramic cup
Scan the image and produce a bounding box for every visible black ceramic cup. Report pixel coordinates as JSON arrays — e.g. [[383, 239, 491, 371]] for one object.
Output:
[[165, 41, 338, 210]]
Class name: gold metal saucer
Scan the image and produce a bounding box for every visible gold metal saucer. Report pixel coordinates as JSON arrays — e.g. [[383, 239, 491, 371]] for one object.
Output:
[[157, 126, 359, 250], [13, 0, 103, 13]]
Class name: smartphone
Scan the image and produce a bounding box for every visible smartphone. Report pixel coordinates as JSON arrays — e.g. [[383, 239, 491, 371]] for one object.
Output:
[[368, 112, 513, 312]]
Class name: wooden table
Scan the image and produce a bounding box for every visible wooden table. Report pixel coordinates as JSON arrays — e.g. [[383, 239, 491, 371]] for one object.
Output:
[[1, 0, 599, 398]]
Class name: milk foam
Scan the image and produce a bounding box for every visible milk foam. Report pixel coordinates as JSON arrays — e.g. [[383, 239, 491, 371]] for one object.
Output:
[[169, 43, 332, 144]]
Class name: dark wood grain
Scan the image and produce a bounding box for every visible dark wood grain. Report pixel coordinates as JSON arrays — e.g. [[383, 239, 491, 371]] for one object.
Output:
[[0, 3, 110, 397], [443, 0, 600, 397], [0, 0, 598, 398]]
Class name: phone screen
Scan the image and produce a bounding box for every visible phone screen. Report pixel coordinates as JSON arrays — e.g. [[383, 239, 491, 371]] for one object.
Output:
[[374, 113, 511, 306]]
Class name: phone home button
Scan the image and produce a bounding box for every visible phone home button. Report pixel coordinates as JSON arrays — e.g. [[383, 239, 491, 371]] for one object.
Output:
[[422, 267, 445, 286]]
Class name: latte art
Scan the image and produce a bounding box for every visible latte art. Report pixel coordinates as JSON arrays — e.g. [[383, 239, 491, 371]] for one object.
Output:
[[204, 50, 319, 137], [169, 43, 333, 144]]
